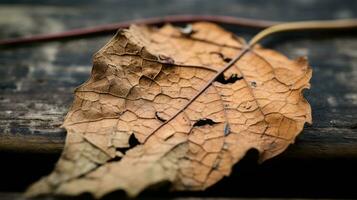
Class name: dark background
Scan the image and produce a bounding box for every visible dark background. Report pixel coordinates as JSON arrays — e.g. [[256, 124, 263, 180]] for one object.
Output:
[[0, 0, 357, 199]]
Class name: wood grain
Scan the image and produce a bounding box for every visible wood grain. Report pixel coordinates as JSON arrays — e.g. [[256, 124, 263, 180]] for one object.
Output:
[[0, 0, 357, 198]]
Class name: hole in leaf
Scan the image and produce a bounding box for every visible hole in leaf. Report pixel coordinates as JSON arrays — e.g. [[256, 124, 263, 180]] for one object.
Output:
[[223, 57, 232, 63], [210, 52, 232, 63], [193, 118, 218, 127], [115, 134, 140, 156], [155, 111, 167, 122], [128, 133, 140, 147], [108, 156, 122, 162], [178, 24, 196, 37], [251, 81, 257, 87], [224, 123, 230, 136], [215, 73, 243, 84]]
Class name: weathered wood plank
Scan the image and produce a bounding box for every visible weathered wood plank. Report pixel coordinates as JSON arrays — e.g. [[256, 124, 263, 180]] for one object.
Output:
[[0, 0, 357, 198], [1, 36, 356, 158]]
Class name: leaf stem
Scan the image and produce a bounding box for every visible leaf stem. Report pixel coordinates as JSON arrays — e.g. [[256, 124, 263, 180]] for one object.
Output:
[[249, 19, 357, 45]]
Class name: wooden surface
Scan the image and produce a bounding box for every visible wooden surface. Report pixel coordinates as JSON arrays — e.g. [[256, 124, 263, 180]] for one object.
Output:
[[1, 0, 357, 199]]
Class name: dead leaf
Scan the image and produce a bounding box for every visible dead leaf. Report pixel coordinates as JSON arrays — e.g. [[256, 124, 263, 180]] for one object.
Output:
[[26, 22, 312, 198]]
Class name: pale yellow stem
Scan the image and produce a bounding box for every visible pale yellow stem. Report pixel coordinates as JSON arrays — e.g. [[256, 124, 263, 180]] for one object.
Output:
[[249, 19, 357, 46]]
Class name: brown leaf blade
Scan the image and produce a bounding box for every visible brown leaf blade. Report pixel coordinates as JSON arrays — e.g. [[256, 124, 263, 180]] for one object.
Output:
[[26, 22, 312, 198]]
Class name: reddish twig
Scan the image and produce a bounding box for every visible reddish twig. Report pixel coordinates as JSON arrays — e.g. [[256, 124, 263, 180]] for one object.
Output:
[[0, 15, 279, 46]]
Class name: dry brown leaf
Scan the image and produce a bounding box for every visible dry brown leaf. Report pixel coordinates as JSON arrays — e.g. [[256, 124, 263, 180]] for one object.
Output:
[[26, 22, 312, 198]]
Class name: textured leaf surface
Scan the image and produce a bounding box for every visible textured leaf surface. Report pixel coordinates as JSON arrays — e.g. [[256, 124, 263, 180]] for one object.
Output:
[[27, 22, 312, 198]]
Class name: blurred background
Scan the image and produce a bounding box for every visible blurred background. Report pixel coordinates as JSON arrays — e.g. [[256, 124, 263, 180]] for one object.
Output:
[[0, 0, 357, 199]]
